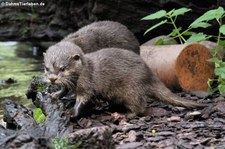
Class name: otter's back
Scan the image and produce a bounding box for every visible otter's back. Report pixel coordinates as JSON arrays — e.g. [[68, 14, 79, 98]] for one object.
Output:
[[85, 48, 153, 94], [62, 21, 140, 54]]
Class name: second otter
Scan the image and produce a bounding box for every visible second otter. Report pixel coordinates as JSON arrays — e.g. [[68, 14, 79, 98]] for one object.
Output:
[[62, 21, 140, 54], [44, 42, 205, 117]]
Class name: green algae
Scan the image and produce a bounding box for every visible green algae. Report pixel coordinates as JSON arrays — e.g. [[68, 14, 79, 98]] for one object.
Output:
[[0, 42, 42, 117]]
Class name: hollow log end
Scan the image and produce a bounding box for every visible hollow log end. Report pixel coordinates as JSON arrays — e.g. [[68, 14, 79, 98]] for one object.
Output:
[[175, 43, 214, 92]]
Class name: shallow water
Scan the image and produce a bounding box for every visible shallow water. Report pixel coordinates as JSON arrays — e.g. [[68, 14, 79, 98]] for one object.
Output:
[[0, 42, 43, 117]]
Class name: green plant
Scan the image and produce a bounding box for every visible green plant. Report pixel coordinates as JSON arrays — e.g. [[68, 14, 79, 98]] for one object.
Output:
[[142, 7, 225, 93], [141, 7, 214, 44], [33, 108, 46, 123], [51, 138, 78, 149]]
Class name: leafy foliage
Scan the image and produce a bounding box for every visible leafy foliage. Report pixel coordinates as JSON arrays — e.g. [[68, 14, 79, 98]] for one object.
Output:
[[141, 7, 191, 43], [186, 33, 209, 43], [33, 108, 46, 123], [141, 10, 167, 20], [51, 138, 78, 149], [142, 7, 225, 94], [143, 20, 167, 35]]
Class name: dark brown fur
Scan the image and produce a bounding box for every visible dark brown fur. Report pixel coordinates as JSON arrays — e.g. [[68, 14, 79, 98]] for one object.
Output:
[[62, 21, 140, 54], [44, 42, 205, 117]]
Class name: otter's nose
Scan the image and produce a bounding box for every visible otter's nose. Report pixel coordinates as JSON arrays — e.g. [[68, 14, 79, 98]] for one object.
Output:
[[48, 75, 57, 83]]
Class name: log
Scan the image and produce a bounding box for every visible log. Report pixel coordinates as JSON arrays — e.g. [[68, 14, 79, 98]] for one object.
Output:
[[140, 43, 215, 92]]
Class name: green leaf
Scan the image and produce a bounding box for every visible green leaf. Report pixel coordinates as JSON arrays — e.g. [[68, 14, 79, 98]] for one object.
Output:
[[215, 67, 225, 77], [219, 25, 225, 35], [190, 7, 225, 27], [141, 10, 167, 20], [213, 6, 225, 21], [155, 37, 177, 45], [190, 22, 211, 28], [171, 8, 192, 17], [144, 20, 167, 35], [167, 9, 175, 16], [218, 40, 225, 47], [33, 108, 46, 123], [182, 31, 197, 36], [207, 57, 221, 64], [186, 33, 208, 43], [155, 38, 164, 45], [218, 84, 225, 94]]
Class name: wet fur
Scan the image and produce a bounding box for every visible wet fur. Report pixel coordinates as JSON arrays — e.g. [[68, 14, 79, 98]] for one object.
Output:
[[62, 21, 140, 54], [44, 42, 205, 117]]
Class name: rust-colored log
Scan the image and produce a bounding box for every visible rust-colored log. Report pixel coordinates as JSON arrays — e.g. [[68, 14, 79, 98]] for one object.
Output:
[[140, 43, 215, 92]]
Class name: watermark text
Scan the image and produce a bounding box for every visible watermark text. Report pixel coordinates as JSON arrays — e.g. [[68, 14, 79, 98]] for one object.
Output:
[[1, 1, 45, 7]]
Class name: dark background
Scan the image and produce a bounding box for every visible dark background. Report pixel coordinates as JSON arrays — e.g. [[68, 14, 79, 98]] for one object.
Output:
[[0, 0, 223, 44]]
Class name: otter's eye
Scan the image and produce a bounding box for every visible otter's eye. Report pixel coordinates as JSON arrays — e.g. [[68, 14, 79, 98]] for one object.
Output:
[[59, 67, 66, 72]]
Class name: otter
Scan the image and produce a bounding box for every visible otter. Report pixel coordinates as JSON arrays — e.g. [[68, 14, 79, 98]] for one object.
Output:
[[61, 21, 140, 54], [44, 42, 205, 117], [45, 21, 140, 99]]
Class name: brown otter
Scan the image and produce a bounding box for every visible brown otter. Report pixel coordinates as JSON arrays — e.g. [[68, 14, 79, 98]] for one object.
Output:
[[61, 21, 140, 54], [45, 21, 140, 99], [44, 42, 205, 117]]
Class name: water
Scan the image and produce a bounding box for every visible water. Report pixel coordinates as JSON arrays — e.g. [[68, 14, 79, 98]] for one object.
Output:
[[0, 42, 43, 117]]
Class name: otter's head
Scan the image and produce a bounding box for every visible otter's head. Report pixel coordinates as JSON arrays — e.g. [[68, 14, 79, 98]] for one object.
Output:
[[43, 42, 84, 89]]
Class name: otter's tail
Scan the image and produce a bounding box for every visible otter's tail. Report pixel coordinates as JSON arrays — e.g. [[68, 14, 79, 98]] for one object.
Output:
[[151, 79, 207, 109]]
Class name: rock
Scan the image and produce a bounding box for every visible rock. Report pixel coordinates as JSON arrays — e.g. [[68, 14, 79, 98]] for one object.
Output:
[[0, 78, 17, 85], [146, 107, 170, 117], [213, 102, 225, 114], [116, 124, 140, 133], [3, 99, 35, 129], [146, 136, 164, 142], [156, 131, 176, 136], [67, 126, 114, 149], [167, 116, 181, 122], [185, 111, 202, 120], [117, 142, 143, 149], [187, 111, 202, 116], [190, 91, 212, 99], [214, 96, 225, 102], [124, 130, 137, 142]]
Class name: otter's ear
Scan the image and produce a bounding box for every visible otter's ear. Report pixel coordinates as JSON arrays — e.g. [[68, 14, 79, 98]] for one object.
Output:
[[43, 52, 46, 57], [71, 54, 80, 61]]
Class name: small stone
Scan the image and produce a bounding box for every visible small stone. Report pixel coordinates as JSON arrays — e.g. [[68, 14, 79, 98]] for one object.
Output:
[[214, 96, 225, 102], [117, 142, 143, 149], [167, 116, 181, 122], [213, 102, 225, 114], [146, 107, 170, 117], [190, 96, 199, 100], [190, 91, 211, 99], [146, 136, 164, 142], [156, 131, 176, 136], [187, 111, 202, 116], [125, 130, 137, 142], [121, 124, 140, 132], [185, 111, 202, 120], [115, 124, 140, 133]]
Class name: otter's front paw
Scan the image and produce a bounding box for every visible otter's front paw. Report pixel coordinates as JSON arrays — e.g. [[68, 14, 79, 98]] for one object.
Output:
[[49, 86, 68, 99], [50, 92, 61, 99]]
